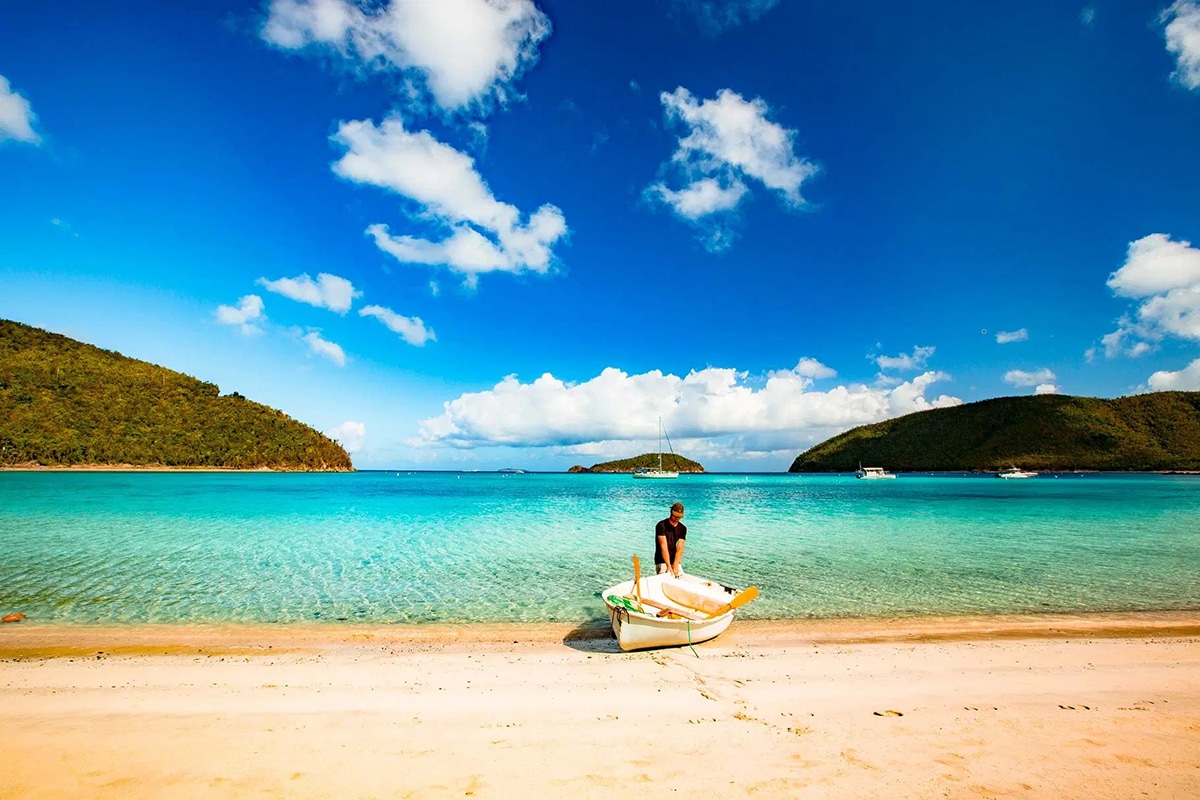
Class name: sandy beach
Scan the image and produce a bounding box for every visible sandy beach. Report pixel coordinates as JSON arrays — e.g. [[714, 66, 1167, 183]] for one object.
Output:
[[2, 613, 1198, 799]]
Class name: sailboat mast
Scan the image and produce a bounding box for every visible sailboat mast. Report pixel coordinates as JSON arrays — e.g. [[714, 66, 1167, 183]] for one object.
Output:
[[658, 418, 663, 469]]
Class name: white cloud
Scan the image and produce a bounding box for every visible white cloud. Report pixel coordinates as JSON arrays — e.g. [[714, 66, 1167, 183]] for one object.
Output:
[[1034, 383, 1059, 395], [673, 0, 780, 35], [996, 328, 1028, 344], [326, 420, 366, 453], [1099, 324, 1155, 358], [360, 303, 435, 346], [1100, 233, 1200, 356], [258, 272, 361, 313], [1080, 6, 1096, 28], [875, 345, 935, 371], [1148, 358, 1200, 390], [215, 295, 265, 335], [1004, 368, 1057, 387], [792, 357, 836, 379], [261, 0, 551, 112], [303, 331, 346, 366], [1162, 1, 1200, 90], [1107, 233, 1200, 297], [333, 116, 567, 286], [648, 87, 819, 240], [411, 362, 960, 451], [0, 74, 41, 145], [647, 177, 747, 221]]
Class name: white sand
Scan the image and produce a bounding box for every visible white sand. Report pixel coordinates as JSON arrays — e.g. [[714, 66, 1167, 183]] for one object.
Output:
[[2, 614, 1198, 798]]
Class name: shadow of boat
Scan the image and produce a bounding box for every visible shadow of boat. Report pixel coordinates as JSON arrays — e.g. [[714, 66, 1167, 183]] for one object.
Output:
[[561, 619, 622, 653]]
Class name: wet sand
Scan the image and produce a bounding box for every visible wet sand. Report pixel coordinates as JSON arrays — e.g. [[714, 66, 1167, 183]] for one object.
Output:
[[2, 613, 1199, 798]]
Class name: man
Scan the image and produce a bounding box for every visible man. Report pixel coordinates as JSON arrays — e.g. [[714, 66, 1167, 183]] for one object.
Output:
[[654, 502, 687, 577]]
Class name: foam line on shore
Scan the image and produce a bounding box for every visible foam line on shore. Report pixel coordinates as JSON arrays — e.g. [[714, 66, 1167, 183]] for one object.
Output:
[[2, 610, 1198, 660]]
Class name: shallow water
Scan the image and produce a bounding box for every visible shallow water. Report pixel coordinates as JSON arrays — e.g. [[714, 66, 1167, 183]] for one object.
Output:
[[1, 471, 1197, 624]]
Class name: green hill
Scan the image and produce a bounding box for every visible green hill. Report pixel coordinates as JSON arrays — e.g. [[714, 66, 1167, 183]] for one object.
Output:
[[788, 392, 1200, 473], [0, 319, 353, 471], [569, 453, 705, 473]]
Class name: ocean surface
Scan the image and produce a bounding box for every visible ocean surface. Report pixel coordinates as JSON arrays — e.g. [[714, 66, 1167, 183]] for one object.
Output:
[[1, 471, 1198, 626]]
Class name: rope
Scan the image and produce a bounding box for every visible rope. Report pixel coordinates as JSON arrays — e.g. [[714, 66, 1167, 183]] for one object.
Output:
[[686, 619, 698, 658]]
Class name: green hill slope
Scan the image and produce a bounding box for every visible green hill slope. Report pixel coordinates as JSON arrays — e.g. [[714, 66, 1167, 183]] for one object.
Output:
[[0, 319, 353, 470], [788, 392, 1200, 473], [569, 453, 705, 473]]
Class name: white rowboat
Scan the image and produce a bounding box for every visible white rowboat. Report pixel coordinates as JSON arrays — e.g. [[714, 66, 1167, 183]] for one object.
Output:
[[602, 573, 741, 651]]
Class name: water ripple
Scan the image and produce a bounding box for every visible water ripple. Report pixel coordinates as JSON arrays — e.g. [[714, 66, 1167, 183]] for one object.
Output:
[[0, 471, 1197, 623]]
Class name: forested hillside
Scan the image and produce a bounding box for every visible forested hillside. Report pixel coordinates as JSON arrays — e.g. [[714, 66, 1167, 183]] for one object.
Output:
[[0, 319, 352, 470], [789, 392, 1200, 473], [568, 453, 705, 473]]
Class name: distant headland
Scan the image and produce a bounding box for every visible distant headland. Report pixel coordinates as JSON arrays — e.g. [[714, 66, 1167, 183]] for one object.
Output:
[[0, 319, 353, 471], [790, 392, 1200, 473], [568, 453, 704, 473]]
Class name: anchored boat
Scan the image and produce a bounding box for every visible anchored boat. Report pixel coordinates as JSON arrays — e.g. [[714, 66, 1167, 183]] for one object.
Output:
[[998, 465, 1037, 479], [632, 418, 679, 479], [856, 464, 896, 479]]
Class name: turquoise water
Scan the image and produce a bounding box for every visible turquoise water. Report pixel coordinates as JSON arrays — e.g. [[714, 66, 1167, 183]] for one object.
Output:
[[1, 471, 1198, 625]]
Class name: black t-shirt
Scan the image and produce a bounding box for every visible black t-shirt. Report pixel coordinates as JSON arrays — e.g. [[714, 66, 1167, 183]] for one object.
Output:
[[654, 518, 687, 565]]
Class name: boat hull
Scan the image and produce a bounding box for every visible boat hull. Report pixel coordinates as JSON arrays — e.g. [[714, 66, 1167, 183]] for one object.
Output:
[[856, 466, 896, 479], [998, 468, 1037, 479], [602, 574, 738, 651]]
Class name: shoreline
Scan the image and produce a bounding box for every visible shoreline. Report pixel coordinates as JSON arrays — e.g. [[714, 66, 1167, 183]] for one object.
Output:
[[0, 464, 354, 472], [4, 610, 1199, 658], [4, 464, 1199, 474], [3, 613, 1198, 797]]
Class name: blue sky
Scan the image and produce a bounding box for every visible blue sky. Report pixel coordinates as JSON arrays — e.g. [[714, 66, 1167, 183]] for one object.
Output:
[[2, 0, 1200, 471]]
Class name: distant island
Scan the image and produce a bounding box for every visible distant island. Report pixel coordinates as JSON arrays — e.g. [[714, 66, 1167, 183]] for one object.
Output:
[[569, 453, 705, 473], [0, 319, 353, 471], [789, 392, 1200, 473]]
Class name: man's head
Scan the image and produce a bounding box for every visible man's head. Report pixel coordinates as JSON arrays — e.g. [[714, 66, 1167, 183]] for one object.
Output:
[[670, 502, 684, 521]]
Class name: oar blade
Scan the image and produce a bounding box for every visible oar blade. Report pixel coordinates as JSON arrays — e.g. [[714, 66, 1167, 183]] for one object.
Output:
[[704, 585, 760, 619], [729, 586, 759, 609]]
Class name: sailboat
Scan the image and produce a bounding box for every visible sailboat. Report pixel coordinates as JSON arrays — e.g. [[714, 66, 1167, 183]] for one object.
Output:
[[632, 418, 679, 479]]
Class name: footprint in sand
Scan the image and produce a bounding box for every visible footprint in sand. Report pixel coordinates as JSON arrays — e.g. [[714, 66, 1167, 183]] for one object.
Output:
[[873, 709, 903, 717], [1118, 700, 1156, 711], [1058, 704, 1093, 710]]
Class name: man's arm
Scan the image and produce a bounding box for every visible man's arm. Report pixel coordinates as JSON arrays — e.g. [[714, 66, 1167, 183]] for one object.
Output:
[[657, 534, 670, 564], [672, 539, 685, 576]]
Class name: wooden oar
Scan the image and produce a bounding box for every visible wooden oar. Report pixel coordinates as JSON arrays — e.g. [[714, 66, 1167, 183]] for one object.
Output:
[[631, 554, 644, 612], [703, 586, 760, 619], [624, 595, 706, 621]]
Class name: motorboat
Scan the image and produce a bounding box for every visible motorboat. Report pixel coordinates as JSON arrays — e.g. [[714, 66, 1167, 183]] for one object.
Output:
[[632, 418, 679, 479], [998, 466, 1038, 479], [855, 464, 896, 480], [602, 572, 755, 651]]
